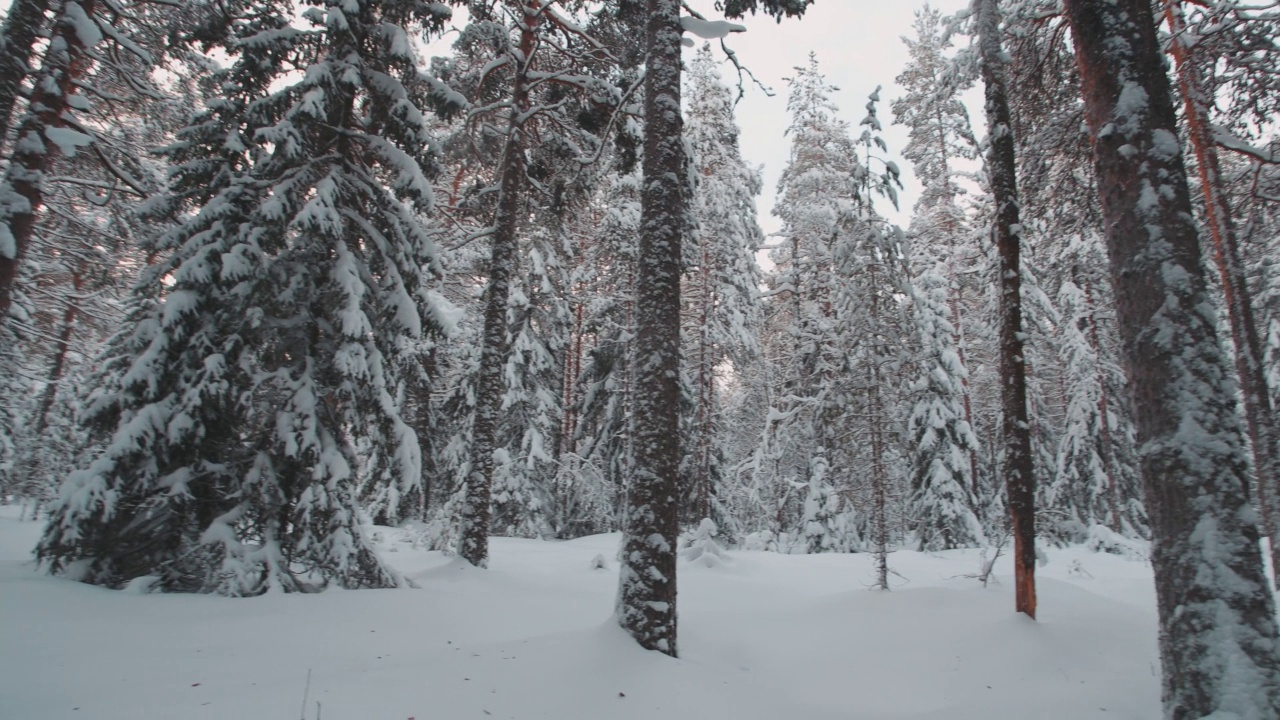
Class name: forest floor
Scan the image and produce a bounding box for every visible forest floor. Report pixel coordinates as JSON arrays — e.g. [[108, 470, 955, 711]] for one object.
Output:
[[0, 505, 1167, 719]]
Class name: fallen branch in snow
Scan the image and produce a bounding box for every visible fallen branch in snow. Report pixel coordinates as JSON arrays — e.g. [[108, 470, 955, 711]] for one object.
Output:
[[955, 525, 1011, 587]]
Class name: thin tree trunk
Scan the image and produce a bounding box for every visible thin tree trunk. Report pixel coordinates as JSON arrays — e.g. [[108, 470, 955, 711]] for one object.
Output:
[[615, 0, 682, 657], [1063, 0, 1280, 715], [457, 0, 538, 568], [1083, 280, 1124, 533], [0, 0, 50, 145], [976, 0, 1036, 619], [0, 0, 94, 325], [1163, 0, 1280, 588], [560, 300, 584, 457], [950, 288, 982, 497], [694, 241, 714, 523], [32, 265, 81, 435]]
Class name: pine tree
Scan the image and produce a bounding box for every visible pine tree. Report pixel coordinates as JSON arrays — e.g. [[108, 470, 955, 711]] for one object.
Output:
[[440, 1, 624, 563], [616, 0, 686, 657], [1161, 0, 1280, 588], [0, 0, 104, 325], [1063, 0, 1280, 713], [975, 0, 1037, 619], [613, 0, 813, 654]]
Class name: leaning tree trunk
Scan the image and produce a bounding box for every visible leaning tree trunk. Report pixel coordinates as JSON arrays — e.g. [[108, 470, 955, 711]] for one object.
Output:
[[976, 0, 1036, 620], [1163, 0, 1280, 589], [615, 0, 682, 657], [0, 0, 51, 144], [0, 0, 94, 325], [457, 1, 538, 568], [1063, 0, 1280, 716]]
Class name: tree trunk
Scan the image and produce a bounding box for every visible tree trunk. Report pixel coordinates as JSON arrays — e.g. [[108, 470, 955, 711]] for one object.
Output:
[[0, 0, 94, 325], [694, 240, 714, 523], [1063, 0, 1280, 715], [615, 0, 682, 657], [1163, 0, 1280, 589], [457, 1, 538, 568], [976, 0, 1036, 619], [0, 0, 50, 145], [950, 287, 982, 498], [32, 265, 82, 435], [1083, 280, 1124, 533]]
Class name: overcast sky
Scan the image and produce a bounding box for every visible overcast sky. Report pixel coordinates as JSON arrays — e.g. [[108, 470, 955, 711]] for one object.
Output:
[[0, 0, 977, 228], [682, 0, 975, 234]]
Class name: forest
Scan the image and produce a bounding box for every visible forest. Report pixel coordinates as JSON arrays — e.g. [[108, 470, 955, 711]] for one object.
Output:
[[1, 0, 1279, 718]]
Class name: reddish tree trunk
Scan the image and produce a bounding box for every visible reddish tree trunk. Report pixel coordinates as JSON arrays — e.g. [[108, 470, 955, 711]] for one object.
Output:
[[1163, 0, 1280, 588], [976, 0, 1036, 619], [1063, 0, 1280, 714], [1, 1, 95, 325]]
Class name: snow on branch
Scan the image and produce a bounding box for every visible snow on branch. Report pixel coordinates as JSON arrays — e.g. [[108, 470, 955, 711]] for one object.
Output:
[[680, 16, 747, 39]]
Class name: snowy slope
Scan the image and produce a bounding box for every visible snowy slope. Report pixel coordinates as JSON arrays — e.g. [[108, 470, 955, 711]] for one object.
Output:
[[0, 507, 1162, 719]]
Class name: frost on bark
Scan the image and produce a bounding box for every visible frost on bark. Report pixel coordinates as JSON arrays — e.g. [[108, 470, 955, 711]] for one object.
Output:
[[976, 0, 1036, 620], [1063, 0, 1280, 716], [615, 0, 682, 657], [0, 0, 51, 142], [1163, 0, 1280, 590]]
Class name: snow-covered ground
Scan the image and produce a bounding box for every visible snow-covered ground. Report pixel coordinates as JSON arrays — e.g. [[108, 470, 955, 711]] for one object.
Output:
[[0, 506, 1163, 719]]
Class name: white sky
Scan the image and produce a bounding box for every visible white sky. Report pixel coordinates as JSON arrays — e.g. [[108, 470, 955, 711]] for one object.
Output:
[[683, 0, 975, 234]]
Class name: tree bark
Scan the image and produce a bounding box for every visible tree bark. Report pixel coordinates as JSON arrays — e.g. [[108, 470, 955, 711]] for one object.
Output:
[[1063, 0, 1280, 715], [0, 0, 50, 145], [1163, 0, 1280, 589], [0, 0, 93, 325], [615, 0, 682, 657], [976, 0, 1036, 619], [457, 0, 538, 568]]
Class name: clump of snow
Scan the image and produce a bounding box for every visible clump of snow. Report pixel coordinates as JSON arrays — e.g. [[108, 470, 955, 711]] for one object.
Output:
[[680, 518, 731, 568], [680, 17, 746, 40], [1085, 524, 1150, 562]]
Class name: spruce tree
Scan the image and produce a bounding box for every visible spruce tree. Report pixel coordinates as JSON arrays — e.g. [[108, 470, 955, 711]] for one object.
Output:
[[38, 0, 458, 594], [906, 253, 985, 550], [682, 44, 766, 535]]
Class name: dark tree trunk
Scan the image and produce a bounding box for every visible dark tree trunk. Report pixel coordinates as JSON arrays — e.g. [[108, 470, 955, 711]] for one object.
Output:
[[32, 266, 82, 435], [0, 0, 50, 144], [1163, 0, 1280, 589], [0, 0, 93, 325], [457, 0, 538, 568], [615, 0, 682, 657], [1063, 0, 1280, 715], [976, 0, 1036, 619]]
